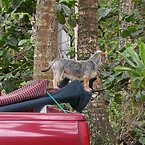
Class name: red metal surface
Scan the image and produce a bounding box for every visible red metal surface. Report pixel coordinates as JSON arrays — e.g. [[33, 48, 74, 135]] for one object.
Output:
[[78, 122, 90, 145], [0, 112, 85, 121], [0, 112, 87, 145]]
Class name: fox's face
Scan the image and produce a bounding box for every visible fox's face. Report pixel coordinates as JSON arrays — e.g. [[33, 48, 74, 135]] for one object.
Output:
[[99, 52, 108, 64], [95, 46, 108, 64], [91, 50, 108, 65]]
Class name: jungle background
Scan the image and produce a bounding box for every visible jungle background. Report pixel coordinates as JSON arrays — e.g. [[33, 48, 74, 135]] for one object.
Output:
[[0, 0, 145, 144]]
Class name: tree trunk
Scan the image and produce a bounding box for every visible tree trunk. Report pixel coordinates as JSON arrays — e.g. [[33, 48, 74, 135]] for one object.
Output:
[[77, 0, 116, 144], [77, 0, 98, 60], [85, 84, 116, 145], [33, 0, 58, 87]]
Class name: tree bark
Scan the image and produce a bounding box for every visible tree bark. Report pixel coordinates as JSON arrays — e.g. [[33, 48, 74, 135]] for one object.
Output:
[[77, 0, 98, 60], [77, 0, 116, 144], [33, 0, 58, 87], [85, 81, 116, 145]]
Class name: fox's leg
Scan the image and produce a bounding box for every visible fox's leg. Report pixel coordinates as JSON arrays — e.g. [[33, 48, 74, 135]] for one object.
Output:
[[92, 76, 102, 91], [52, 70, 63, 89], [52, 78, 58, 88], [83, 76, 91, 92], [52, 75, 60, 89]]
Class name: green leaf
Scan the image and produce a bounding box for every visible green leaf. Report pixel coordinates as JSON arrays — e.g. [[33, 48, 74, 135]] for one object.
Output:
[[56, 3, 62, 11], [131, 76, 144, 89], [67, 16, 77, 27], [133, 0, 142, 4], [6, 37, 18, 47], [0, 76, 5, 81], [115, 66, 133, 72], [139, 136, 145, 144], [141, 68, 145, 78], [1, 0, 10, 11], [18, 39, 29, 46], [124, 14, 135, 22], [121, 29, 131, 38], [141, 91, 145, 100], [126, 44, 144, 67], [135, 91, 142, 100], [67, 0, 77, 7], [5, 73, 18, 79], [57, 11, 66, 24], [60, 0, 77, 8], [18, 12, 31, 20], [99, 8, 112, 18], [0, 50, 3, 57], [5, 51, 12, 61], [117, 51, 136, 68], [62, 4, 71, 16], [115, 66, 139, 76], [128, 25, 137, 32], [3, 80, 17, 93], [139, 42, 145, 65], [59, 0, 66, 3], [131, 29, 143, 37]]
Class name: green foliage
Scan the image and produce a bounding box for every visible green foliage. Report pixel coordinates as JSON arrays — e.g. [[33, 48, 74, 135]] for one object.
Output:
[[67, 46, 76, 58], [54, 0, 77, 58], [139, 42, 145, 64], [55, 0, 77, 27], [131, 126, 145, 145], [112, 43, 145, 143], [115, 43, 145, 100], [139, 136, 145, 145], [108, 97, 122, 133], [97, 0, 145, 144], [0, 0, 35, 93]]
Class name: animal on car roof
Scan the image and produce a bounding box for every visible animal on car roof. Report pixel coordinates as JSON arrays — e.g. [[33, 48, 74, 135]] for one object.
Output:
[[42, 49, 107, 92]]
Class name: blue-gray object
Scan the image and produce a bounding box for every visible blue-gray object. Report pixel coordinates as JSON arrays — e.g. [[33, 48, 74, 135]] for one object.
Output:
[[0, 80, 92, 112]]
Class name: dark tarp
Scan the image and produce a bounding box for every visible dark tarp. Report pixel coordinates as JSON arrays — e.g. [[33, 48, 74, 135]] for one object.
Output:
[[0, 80, 92, 112]]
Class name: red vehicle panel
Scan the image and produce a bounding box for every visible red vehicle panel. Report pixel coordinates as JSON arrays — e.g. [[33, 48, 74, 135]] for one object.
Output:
[[0, 112, 90, 145]]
